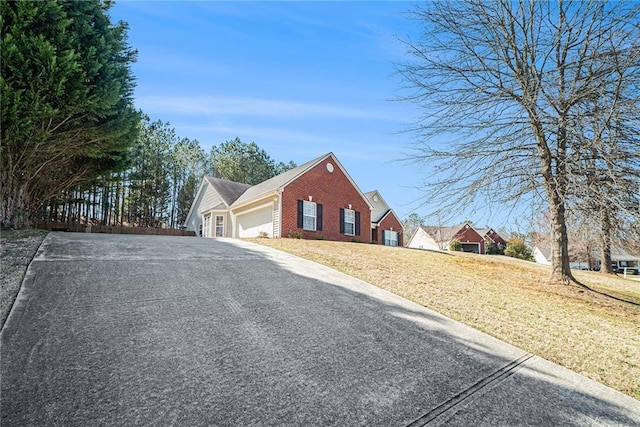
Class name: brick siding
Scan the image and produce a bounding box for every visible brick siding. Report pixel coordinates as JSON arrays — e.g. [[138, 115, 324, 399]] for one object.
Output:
[[281, 156, 371, 242]]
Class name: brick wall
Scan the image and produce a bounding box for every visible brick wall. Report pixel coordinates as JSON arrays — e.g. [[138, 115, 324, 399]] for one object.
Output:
[[281, 156, 371, 242], [453, 225, 485, 254], [376, 212, 404, 246]]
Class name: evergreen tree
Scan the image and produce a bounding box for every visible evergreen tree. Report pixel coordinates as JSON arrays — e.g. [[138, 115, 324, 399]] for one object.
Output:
[[208, 138, 296, 185], [1, 0, 139, 228]]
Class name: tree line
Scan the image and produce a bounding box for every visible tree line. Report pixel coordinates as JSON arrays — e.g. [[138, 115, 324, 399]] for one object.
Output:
[[1, 1, 294, 230], [37, 120, 296, 229]]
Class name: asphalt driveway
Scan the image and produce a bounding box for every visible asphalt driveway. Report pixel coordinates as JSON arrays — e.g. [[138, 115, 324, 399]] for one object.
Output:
[[2, 233, 639, 426]]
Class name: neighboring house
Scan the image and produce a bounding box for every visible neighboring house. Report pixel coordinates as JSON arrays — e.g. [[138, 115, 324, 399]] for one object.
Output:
[[477, 228, 507, 253], [533, 246, 552, 266], [596, 249, 640, 273], [365, 190, 403, 247], [407, 223, 486, 254], [185, 153, 374, 242]]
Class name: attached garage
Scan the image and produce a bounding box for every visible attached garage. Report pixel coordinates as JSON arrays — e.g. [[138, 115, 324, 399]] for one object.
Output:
[[235, 204, 274, 238], [461, 243, 480, 254]]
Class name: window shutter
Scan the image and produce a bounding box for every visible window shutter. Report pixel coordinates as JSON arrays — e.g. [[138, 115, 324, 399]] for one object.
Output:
[[355, 211, 361, 236], [382, 230, 386, 244], [297, 200, 304, 228], [339, 208, 345, 233], [316, 204, 323, 231]]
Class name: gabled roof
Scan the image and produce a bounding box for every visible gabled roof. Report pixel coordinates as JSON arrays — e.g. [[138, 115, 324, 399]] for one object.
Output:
[[421, 223, 480, 242], [534, 246, 552, 261], [205, 177, 252, 207], [477, 227, 505, 243], [365, 190, 393, 223], [372, 209, 403, 228], [231, 154, 325, 208], [476, 228, 490, 237], [230, 152, 374, 210]]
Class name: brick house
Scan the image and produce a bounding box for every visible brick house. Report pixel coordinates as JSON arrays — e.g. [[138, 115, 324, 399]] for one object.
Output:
[[477, 228, 507, 253], [407, 222, 486, 254], [185, 153, 404, 243], [365, 190, 403, 246]]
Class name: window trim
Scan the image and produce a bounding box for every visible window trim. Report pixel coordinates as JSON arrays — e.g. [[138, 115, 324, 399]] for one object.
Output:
[[215, 215, 224, 237], [303, 200, 317, 231], [343, 208, 355, 236], [203, 214, 211, 238], [384, 230, 399, 246]]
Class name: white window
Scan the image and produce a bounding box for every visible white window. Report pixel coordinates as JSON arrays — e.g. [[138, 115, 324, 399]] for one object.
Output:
[[203, 214, 211, 238], [303, 201, 316, 231], [215, 215, 224, 237], [344, 209, 355, 235], [384, 230, 399, 247]]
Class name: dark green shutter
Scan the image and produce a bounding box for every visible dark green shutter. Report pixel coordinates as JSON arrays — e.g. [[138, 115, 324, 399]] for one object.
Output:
[[382, 230, 386, 245], [355, 211, 361, 236], [339, 208, 345, 233], [317, 204, 323, 231], [297, 200, 304, 228]]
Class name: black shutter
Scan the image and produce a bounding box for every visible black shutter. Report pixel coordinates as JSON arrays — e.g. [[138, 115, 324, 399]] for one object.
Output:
[[355, 211, 361, 236], [339, 208, 345, 233], [382, 230, 386, 245], [297, 200, 304, 228], [316, 204, 323, 231]]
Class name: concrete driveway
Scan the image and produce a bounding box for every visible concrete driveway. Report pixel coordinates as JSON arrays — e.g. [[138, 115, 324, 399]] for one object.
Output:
[[2, 233, 639, 426]]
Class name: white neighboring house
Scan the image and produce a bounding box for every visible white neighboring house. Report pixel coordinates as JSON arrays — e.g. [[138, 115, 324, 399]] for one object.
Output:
[[533, 246, 552, 266], [407, 223, 487, 254], [406, 226, 442, 251]]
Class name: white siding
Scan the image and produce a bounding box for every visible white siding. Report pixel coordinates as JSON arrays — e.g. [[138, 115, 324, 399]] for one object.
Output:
[[199, 184, 224, 214], [236, 204, 274, 238], [533, 247, 552, 265], [369, 192, 390, 223], [273, 197, 280, 238], [185, 180, 228, 236], [407, 228, 441, 251]]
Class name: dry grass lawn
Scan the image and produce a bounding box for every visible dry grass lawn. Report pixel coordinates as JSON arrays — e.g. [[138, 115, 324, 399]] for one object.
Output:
[[249, 238, 640, 400]]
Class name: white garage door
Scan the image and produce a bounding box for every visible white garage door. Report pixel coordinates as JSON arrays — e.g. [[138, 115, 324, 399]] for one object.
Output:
[[237, 206, 273, 238]]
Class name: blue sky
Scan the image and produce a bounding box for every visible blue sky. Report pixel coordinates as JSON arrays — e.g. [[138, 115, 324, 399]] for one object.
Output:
[[109, 1, 520, 230]]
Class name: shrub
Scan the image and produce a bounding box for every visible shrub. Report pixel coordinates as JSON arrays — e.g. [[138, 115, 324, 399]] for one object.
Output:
[[486, 242, 504, 255], [258, 231, 269, 238], [287, 230, 303, 239], [449, 240, 462, 251], [504, 238, 534, 261], [351, 238, 363, 243], [316, 236, 328, 240]]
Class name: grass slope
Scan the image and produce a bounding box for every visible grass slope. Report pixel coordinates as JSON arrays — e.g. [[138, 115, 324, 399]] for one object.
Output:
[[250, 238, 640, 400]]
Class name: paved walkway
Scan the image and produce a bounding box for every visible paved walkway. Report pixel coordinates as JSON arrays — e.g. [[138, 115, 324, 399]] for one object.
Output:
[[2, 233, 639, 426]]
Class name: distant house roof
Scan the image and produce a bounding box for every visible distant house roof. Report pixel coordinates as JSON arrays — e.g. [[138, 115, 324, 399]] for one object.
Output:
[[204, 177, 251, 207], [610, 248, 640, 262], [536, 246, 552, 261], [477, 228, 490, 237], [477, 228, 506, 244], [421, 223, 472, 242]]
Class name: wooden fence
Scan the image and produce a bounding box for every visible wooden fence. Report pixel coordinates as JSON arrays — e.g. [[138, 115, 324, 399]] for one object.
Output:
[[34, 221, 196, 237]]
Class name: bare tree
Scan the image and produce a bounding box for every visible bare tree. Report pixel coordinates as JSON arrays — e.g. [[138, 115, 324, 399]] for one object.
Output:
[[397, 0, 639, 284]]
